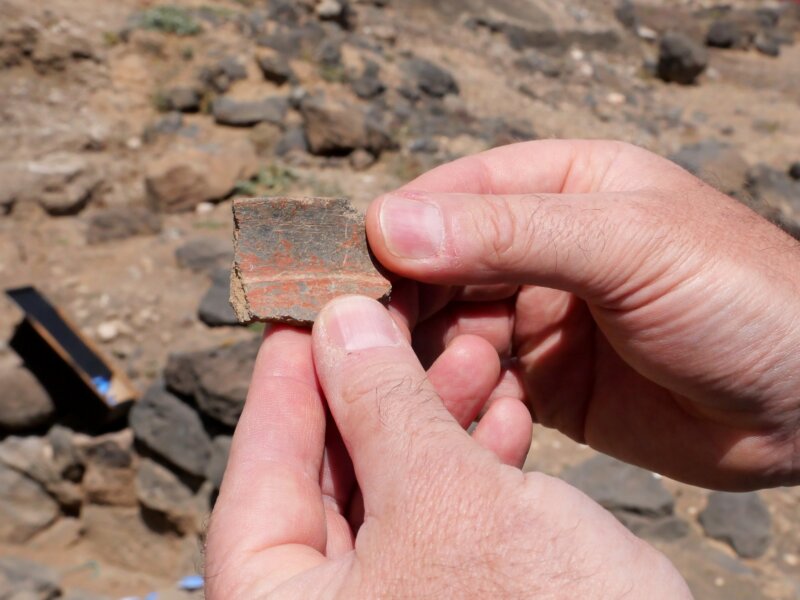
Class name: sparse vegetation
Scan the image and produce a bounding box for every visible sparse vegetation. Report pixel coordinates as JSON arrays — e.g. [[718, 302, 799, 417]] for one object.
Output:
[[234, 165, 299, 197], [135, 6, 202, 36]]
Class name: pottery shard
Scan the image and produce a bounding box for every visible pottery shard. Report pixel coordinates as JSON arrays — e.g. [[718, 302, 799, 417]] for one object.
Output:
[[231, 196, 391, 325]]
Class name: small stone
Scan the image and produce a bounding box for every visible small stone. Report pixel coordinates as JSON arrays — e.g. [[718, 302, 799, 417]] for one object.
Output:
[[706, 20, 750, 49], [145, 139, 259, 212], [198, 268, 240, 327], [275, 126, 309, 156], [129, 383, 212, 477], [27, 152, 102, 216], [350, 60, 385, 99], [78, 429, 138, 507], [0, 366, 55, 432], [754, 33, 780, 57], [86, 206, 162, 244], [699, 492, 771, 559], [657, 32, 708, 85], [0, 557, 60, 600], [669, 140, 749, 195], [349, 148, 376, 171], [165, 86, 202, 112], [197, 56, 247, 94], [789, 162, 800, 181], [96, 321, 119, 343], [231, 196, 392, 325], [257, 53, 295, 85], [562, 454, 675, 519], [164, 338, 259, 427], [300, 95, 392, 156], [212, 96, 289, 128], [206, 435, 232, 489], [403, 57, 459, 97], [0, 463, 59, 543], [136, 458, 201, 534], [175, 236, 233, 275]]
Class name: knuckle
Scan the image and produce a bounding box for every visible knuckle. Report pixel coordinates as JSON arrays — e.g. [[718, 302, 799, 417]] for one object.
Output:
[[471, 196, 536, 273]]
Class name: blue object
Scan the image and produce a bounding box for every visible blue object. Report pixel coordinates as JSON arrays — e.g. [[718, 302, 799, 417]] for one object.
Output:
[[178, 574, 204, 591], [90, 375, 116, 405], [144, 593, 159, 600]]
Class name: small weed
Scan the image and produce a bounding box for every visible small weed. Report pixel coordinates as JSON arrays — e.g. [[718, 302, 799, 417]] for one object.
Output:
[[135, 6, 201, 36], [151, 90, 172, 112], [234, 165, 299, 196], [247, 322, 266, 334], [102, 31, 121, 47], [319, 64, 347, 83]]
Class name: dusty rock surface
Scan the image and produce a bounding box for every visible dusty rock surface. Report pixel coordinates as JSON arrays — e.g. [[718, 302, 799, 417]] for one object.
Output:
[[0, 0, 799, 597]]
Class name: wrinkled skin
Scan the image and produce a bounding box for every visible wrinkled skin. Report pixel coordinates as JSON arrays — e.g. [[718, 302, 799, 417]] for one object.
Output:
[[206, 140, 800, 598]]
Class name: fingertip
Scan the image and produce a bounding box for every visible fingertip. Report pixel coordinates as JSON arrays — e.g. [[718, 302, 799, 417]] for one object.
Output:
[[472, 397, 533, 468]]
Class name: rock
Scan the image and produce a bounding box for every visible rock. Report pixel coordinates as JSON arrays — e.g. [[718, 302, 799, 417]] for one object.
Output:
[[175, 236, 233, 275], [86, 207, 162, 244], [0, 366, 55, 432], [129, 383, 212, 477], [78, 429, 137, 507], [249, 122, 283, 155], [231, 196, 392, 325], [316, 0, 343, 20], [562, 454, 674, 519], [197, 56, 248, 93], [0, 557, 60, 600], [205, 435, 232, 489], [618, 513, 690, 542], [136, 458, 201, 534], [256, 23, 324, 58], [747, 165, 800, 212], [699, 492, 771, 558], [27, 153, 102, 216], [143, 112, 185, 143], [300, 95, 392, 156], [315, 38, 342, 68], [706, 20, 751, 49], [81, 505, 198, 577], [164, 86, 202, 112], [789, 162, 800, 181], [164, 338, 259, 427], [145, 139, 259, 212], [275, 126, 309, 156], [0, 432, 82, 511], [754, 33, 780, 57], [403, 57, 459, 98], [514, 49, 563, 78], [212, 96, 289, 127], [657, 32, 708, 85], [349, 148, 376, 171], [28, 517, 84, 550], [614, 0, 638, 30], [669, 140, 749, 196], [257, 53, 295, 85], [198, 268, 240, 327], [0, 463, 59, 543], [350, 60, 385, 99]]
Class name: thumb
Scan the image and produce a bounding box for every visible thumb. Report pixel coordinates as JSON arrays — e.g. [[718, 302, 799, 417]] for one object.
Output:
[[366, 190, 697, 303], [312, 296, 473, 515]]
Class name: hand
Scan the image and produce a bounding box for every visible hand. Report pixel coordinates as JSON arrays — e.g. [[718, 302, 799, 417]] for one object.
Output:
[[205, 297, 689, 599], [365, 139, 800, 490]]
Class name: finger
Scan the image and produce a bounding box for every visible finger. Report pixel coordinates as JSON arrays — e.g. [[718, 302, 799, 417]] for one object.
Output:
[[427, 334, 501, 428], [412, 300, 515, 367], [312, 296, 474, 515], [367, 189, 683, 303], [395, 139, 688, 196], [206, 327, 327, 595], [472, 397, 533, 468], [455, 284, 519, 302]]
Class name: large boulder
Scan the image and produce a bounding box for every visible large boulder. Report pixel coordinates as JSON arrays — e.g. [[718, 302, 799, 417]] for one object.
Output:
[[699, 492, 771, 558], [0, 366, 55, 433], [0, 463, 59, 544], [164, 338, 260, 427], [657, 32, 708, 85], [129, 384, 212, 477], [145, 139, 258, 212], [300, 95, 392, 156]]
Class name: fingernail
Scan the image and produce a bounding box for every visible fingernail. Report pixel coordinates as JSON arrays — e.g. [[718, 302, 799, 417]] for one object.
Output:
[[378, 194, 444, 259], [321, 296, 404, 352]]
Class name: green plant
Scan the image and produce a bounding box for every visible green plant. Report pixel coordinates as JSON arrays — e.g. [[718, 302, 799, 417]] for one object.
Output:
[[235, 165, 299, 197], [102, 31, 121, 47], [136, 6, 201, 36], [319, 64, 347, 83], [151, 90, 171, 112]]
